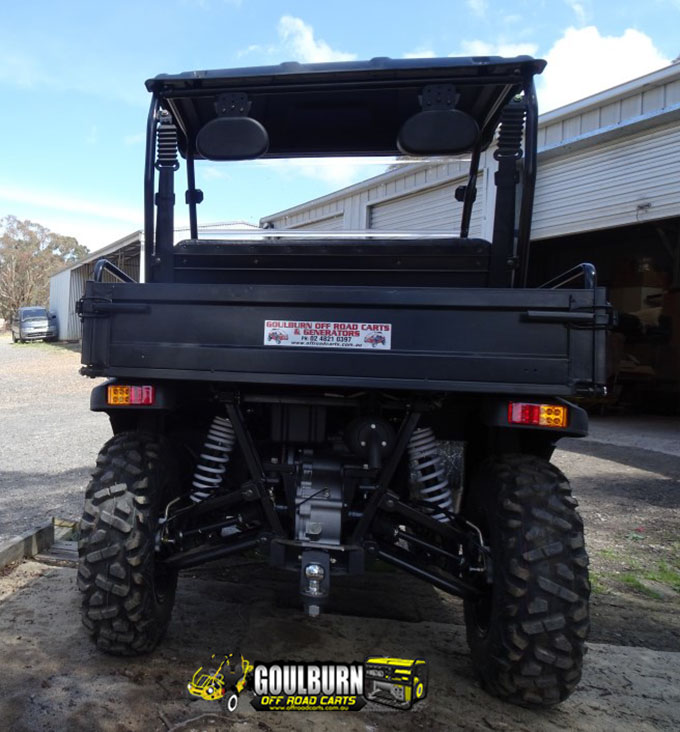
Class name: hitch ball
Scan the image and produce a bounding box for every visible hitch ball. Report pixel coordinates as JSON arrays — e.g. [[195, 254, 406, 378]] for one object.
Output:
[[304, 563, 325, 597]]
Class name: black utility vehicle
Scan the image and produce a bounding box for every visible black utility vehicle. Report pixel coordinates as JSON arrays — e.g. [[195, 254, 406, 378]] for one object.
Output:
[[77, 57, 609, 707]]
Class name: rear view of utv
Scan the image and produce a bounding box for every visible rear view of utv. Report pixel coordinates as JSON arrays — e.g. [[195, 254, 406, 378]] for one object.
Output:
[[77, 56, 609, 707]]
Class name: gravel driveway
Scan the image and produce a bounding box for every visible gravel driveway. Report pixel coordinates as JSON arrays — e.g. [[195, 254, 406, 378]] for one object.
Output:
[[0, 335, 110, 543]]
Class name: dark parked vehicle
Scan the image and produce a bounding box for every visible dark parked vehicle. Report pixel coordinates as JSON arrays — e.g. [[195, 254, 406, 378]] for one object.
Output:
[[11, 306, 57, 342], [77, 56, 610, 708]]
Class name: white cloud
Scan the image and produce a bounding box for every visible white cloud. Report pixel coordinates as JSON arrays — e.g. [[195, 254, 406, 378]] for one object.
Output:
[[49, 217, 135, 251], [538, 26, 670, 112], [277, 16, 355, 63], [0, 183, 140, 228], [0, 204, 135, 250], [565, 0, 587, 24], [0, 51, 50, 88], [0, 45, 146, 106], [458, 40, 539, 57], [466, 0, 488, 16], [237, 16, 355, 63], [237, 43, 269, 58], [261, 157, 390, 187]]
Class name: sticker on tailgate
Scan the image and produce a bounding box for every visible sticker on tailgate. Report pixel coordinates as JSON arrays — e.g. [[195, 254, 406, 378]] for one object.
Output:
[[264, 320, 391, 350]]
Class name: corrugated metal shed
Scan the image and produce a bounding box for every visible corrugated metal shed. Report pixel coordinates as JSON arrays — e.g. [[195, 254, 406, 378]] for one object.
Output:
[[49, 231, 142, 340], [294, 213, 344, 230], [261, 63, 680, 242], [533, 121, 680, 239], [369, 174, 485, 235], [48, 222, 259, 341]]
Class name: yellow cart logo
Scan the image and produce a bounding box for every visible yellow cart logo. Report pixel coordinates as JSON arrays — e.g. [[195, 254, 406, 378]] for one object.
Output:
[[187, 653, 254, 711]]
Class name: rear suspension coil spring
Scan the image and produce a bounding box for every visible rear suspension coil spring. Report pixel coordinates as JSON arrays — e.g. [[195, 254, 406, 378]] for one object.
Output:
[[190, 416, 236, 502], [155, 111, 179, 170], [408, 427, 454, 522]]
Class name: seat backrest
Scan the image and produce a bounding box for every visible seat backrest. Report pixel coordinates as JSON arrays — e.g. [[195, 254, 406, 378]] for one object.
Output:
[[172, 237, 492, 287]]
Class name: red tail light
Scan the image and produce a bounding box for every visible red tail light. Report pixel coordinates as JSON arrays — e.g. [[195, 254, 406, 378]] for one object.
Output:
[[508, 402, 568, 428], [107, 385, 155, 406]]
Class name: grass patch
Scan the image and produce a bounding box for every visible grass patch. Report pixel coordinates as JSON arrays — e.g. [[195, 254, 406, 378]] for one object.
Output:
[[643, 561, 680, 593], [619, 573, 664, 600], [598, 547, 621, 561], [589, 573, 608, 595], [10, 339, 80, 353]]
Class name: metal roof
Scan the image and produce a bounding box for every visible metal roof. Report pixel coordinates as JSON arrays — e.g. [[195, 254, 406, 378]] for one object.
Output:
[[146, 56, 545, 158], [53, 230, 142, 276]]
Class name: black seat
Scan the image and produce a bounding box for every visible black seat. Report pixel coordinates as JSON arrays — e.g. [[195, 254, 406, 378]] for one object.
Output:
[[172, 237, 492, 287]]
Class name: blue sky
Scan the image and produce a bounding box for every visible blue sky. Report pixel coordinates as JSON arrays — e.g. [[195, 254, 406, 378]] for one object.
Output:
[[0, 0, 677, 250]]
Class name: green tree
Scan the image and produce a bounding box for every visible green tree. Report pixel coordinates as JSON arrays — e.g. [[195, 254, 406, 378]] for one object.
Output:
[[0, 216, 87, 322]]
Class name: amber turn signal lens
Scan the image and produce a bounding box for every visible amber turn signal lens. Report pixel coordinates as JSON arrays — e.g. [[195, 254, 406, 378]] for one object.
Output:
[[508, 402, 567, 428], [107, 385, 155, 405]]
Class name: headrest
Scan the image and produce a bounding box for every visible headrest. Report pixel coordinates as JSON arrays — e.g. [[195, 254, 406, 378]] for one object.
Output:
[[397, 109, 479, 155], [196, 116, 269, 160]]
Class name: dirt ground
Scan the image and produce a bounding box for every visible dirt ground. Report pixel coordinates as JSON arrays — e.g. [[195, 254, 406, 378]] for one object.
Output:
[[1, 559, 679, 732], [0, 335, 679, 730]]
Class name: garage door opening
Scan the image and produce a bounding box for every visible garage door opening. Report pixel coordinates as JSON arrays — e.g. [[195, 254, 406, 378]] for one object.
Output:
[[528, 217, 680, 414]]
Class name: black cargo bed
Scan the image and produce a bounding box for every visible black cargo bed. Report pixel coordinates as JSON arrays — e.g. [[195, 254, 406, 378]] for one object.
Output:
[[80, 280, 608, 396]]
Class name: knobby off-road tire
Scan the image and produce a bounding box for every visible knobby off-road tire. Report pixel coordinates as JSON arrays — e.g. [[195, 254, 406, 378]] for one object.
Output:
[[463, 454, 590, 707], [77, 432, 181, 655]]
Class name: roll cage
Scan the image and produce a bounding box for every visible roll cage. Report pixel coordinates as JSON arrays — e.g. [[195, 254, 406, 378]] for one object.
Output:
[[142, 55, 545, 288]]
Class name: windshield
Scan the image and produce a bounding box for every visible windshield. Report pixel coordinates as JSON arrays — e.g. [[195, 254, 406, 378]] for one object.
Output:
[[176, 154, 480, 243], [21, 308, 48, 320]]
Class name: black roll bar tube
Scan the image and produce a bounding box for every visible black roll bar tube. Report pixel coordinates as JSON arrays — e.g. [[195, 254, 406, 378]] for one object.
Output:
[[539, 262, 597, 290], [460, 141, 482, 239], [516, 77, 539, 288], [186, 152, 199, 240], [143, 96, 160, 281], [93, 259, 135, 284]]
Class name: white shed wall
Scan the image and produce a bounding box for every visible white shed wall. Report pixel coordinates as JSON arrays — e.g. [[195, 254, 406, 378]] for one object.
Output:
[[294, 213, 344, 230], [368, 173, 485, 236], [532, 121, 680, 239], [48, 269, 71, 341]]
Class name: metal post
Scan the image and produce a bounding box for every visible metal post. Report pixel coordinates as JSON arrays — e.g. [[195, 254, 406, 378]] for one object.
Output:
[[460, 142, 482, 238], [143, 97, 159, 282], [186, 152, 199, 240], [517, 78, 539, 288]]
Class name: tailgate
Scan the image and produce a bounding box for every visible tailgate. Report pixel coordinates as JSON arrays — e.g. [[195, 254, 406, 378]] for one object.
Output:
[[80, 281, 609, 396]]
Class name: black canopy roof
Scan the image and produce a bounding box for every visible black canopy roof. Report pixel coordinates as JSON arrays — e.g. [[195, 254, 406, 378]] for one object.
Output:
[[146, 56, 545, 158]]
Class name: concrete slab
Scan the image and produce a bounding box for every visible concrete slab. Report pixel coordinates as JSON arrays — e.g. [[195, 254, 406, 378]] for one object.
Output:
[[584, 416, 680, 458], [0, 522, 54, 570]]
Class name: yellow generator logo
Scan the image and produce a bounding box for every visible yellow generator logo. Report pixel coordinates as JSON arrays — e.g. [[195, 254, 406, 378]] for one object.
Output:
[[363, 657, 428, 710]]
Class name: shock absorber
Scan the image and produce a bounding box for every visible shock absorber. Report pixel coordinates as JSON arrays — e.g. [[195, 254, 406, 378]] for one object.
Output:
[[190, 416, 236, 502], [408, 427, 454, 522]]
